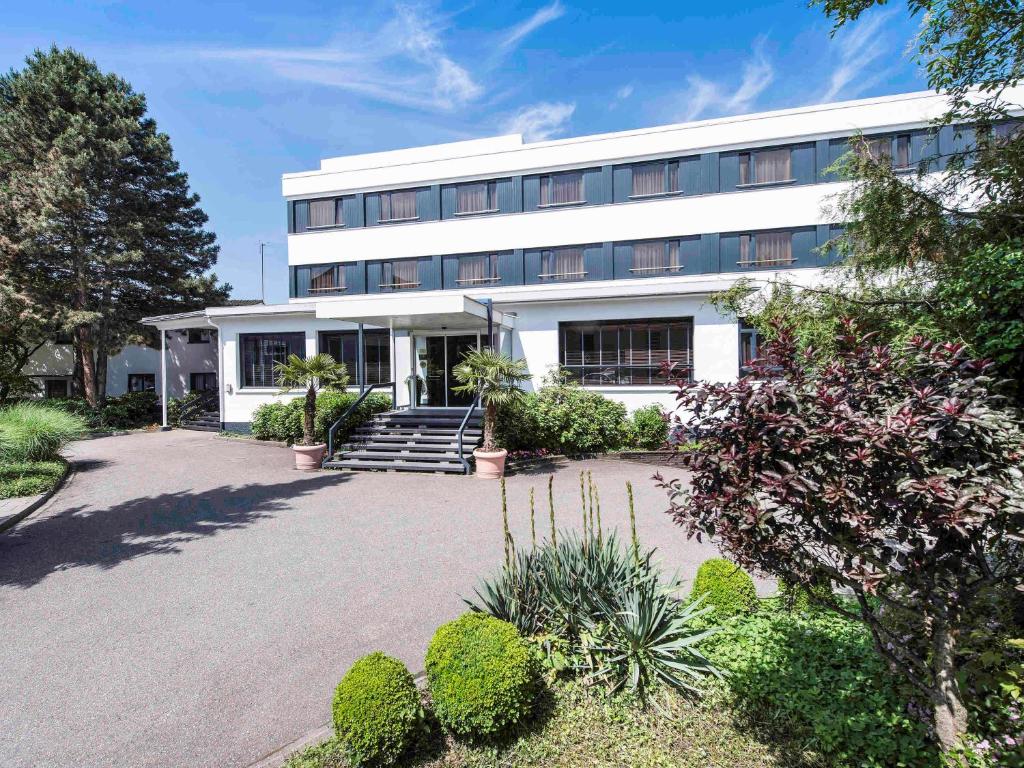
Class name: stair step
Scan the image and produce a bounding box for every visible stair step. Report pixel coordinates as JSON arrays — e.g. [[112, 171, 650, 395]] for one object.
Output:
[[348, 433, 476, 444], [352, 427, 481, 437], [334, 450, 463, 462], [323, 459, 466, 473], [180, 424, 219, 432], [337, 443, 472, 455]]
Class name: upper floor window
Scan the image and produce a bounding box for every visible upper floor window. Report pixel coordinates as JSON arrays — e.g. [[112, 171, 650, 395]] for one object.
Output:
[[539, 171, 584, 206], [861, 134, 912, 169], [379, 190, 418, 222], [309, 198, 343, 228], [559, 318, 693, 385], [240, 332, 304, 388], [540, 246, 585, 280], [989, 120, 1022, 145], [738, 148, 792, 185], [309, 265, 346, 295], [455, 181, 498, 215], [457, 253, 500, 285], [631, 160, 680, 197], [739, 231, 793, 267], [380, 259, 421, 290], [631, 239, 682, 274]]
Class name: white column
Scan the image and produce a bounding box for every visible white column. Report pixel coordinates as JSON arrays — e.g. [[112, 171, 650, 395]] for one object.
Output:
[[160, 329, 168, 429]]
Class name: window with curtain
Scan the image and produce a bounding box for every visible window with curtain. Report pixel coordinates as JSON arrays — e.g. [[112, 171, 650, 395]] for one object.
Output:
[[380, 259, 420, 289], [739, 148, 793, 184], [539, 247, 585, 279], [630, 240, 681, 274], [559, 318, 693, 385], [127, 373, 156, 392], [739, 231, 793, 267], [309, 265, 346, 294], [456, 253, 500, 284], [739, 321, 759, 374], [631, 160, 680, 197], [240, 333, 304, 388], [319, 330, 391, 385], [893, 134, 911, 168], [379, 190, 418, 222], [539, 171, 584, 206], [455, 181, 498, 214], [309, 199, 341, 228]]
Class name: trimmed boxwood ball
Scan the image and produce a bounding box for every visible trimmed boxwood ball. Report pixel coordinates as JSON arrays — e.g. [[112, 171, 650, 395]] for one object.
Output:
[[332, 652, 421, 767], [691, 558, 758, 620], [425, 612, 537, 739]]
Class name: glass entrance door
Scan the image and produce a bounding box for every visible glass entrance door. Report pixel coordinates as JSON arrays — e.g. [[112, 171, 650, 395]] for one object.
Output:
[[421, 334, 478, 407]]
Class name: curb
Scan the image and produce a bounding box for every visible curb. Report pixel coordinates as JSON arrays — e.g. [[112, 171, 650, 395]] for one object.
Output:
[[214, 434, 290, 449], [0, 460, 72, 535]]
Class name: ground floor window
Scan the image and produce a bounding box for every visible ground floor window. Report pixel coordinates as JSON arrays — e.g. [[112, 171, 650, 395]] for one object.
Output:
[[190, 372, 218, 392], [44, 379, 69, 399], [127, 373, 156, 393], [558, 318, 693, 385], [739, 321, 759, 375], [319, 330, 391, 385], [240, 333, 305, 388]]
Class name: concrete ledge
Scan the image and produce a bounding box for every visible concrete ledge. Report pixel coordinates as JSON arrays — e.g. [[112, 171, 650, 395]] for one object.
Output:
[[214, 434, 290, 449], [0, 460, 71, 535]]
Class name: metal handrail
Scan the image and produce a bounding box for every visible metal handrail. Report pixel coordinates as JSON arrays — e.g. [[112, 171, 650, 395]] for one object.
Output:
[[325, 381, 396, 462], [456, 391, 482, 475], [178, 389, 218, 425]]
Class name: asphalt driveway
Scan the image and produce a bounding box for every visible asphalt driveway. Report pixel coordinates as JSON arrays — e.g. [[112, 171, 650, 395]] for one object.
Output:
[[0, 430, 728, 768]]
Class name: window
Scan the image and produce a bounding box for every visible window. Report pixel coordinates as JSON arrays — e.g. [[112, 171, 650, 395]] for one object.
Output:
[[309, 198, 342, 228], [455, 181, 498, 214], [320, 330, 392, 385], [894, 134, 911, 168], [861, 135, 912, 169], [539, 247, 585, 280], [187, 328, 212, 344], [309, 265, 346, 295], [379, 190, 418, 222], [991, 120, 1022, 145], [631, 160, 680, 197], [738, 148, 793, 185], [456, 253, 500, 284], [739, 321, 759, 374], [559, 318, 693, 385], [379, 259, 420, 290], [45, 379, 69, 399], [539, 171, 584, 206], [127, 373, 156, 393], [630, 239, 682, 274], [190, 372, 218, 392], [739, 231, 794, 267], [240, 333, 304, 388]]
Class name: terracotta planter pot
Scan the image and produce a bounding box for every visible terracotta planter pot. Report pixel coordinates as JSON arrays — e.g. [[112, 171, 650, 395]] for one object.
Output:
[[292, 443, 326, 471], [474, 448, 508, 479]]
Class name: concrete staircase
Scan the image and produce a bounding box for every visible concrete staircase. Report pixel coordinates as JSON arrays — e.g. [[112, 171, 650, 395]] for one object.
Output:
[[180, 408, 221, 432], [323, 407, 482, 474]]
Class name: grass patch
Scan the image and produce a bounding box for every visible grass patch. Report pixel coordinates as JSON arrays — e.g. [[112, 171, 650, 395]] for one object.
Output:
[[0, 460, 66, 499], [284, 680, 825, 768]]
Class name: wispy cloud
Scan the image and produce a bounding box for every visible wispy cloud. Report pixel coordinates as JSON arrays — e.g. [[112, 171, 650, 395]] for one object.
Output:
[[677, 37, 775, 121], [504, 101, 575, 141], [820, 10, 896, 102], [615, 84, 634, 100], [499, 1, 565, 52]]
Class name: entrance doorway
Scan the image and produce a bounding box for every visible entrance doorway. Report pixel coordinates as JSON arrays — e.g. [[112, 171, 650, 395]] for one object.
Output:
[[420, 334, 479, 407]]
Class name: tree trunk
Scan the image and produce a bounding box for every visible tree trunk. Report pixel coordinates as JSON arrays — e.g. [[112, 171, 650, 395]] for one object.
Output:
[[932, 617, 968, 752], [76, 326, 98, 408], [303, 384, 317, 446], [483, 401, 497, 452], [95, 346, 108, 405]]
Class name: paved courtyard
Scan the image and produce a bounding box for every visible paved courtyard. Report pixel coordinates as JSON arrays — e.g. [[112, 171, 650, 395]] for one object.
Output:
[[0, 430, 730, 768]]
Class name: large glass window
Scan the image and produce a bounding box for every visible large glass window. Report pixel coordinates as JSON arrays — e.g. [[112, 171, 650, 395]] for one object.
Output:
[[539, 247, 585, 280], [379, 260, 420, 290], [309, 198, 342, 228], [127, 373, 156, 392], [455, 181, 498, 214], [539, 171, 584, 206], [559, 318, 693, 385], [738, 148, 792, 185], [319, 330, 391, 385], [240, 333, 304, 388], [738, 231, 793, 267], [309, 265, 346, 295], [456, 253, 500, 285], [630, 239, 681, 274], [631, 160, 680, 197], [379, 190, 418, 222]]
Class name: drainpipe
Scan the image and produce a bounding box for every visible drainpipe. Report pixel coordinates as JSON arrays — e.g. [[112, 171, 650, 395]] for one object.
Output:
[[160, 329, 169, 430]]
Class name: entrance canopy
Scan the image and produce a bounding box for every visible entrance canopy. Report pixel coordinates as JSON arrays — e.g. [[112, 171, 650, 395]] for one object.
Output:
[[313, 293, 513, 331]]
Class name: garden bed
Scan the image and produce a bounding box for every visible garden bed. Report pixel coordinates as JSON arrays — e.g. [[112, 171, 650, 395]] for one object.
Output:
[[0, 458, 67, 500]]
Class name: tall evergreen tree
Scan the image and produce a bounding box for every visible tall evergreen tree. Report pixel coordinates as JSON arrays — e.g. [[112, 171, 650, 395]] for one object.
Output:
[[0, 46, 229, 405]]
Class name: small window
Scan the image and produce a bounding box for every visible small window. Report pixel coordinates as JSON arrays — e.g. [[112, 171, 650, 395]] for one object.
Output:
[[539, 247, 585, 280], [309, 198, 342, 228], [309, 265, 346, 295], [739, 148, 793, 185], [187, 329, 212, 344], [127, 374, 156, 393], [455, 181, 498, 214], [240, 333, 305, 388], [739, 321, 759, 374], [379, 190, 418, 222], [45, 379, 69, 399], [630, 240, 682, 274], [380, 260, 420, 290], [739, 232, 794, 267], [893, 134, 911, 168], [190, 372, 218, 392], [991, 120, 1021, 144], [539, 171, 584, 206], [456, 253, 500, 284]]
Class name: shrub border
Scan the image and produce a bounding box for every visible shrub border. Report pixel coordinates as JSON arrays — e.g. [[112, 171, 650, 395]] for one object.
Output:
[[0, 459, 71, 534]]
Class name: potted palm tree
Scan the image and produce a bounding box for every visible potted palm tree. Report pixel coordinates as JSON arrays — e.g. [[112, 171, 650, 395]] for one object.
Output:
[[451, 348, 531, 479], [275, 352, 349, 470]]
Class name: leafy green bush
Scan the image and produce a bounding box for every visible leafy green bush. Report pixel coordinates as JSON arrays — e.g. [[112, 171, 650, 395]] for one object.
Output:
[[48, 392, 159, 429], [0, 460, 65, 499], [426, 612, 538, 739], [167, 391, 207, 426], [705, 608, 936, 768], [690, 558, 757, 621], [626, 404, 668, 449], [496, 382, 627, 454], [0, 403, 87, 462], [332, 652, 421, 767], [250, 390, 391, 443]]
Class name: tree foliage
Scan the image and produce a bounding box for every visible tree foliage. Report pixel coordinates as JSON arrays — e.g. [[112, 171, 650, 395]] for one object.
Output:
[[657, 322, 1024, 751], [273, 353, 349, 446]]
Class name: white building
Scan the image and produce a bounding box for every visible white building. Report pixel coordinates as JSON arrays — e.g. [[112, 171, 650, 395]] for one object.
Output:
[[143, 89, 1000, 463]]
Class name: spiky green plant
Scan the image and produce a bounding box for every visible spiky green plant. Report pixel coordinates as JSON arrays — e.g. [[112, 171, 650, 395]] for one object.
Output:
[[0, 402, 87, 462], [274, 353, 349, 446], [451, 348, 531, 452]]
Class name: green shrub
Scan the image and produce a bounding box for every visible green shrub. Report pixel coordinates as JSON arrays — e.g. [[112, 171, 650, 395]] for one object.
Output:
[[705, 608, 936, 767], [426, 612, 537, 739], [0, 460, 65, 499], [496, 382, 628, 454], [0, 403, 87, 462], [98, 391, 159, 429], [167, 391, 207, 426], [332, 652, 421, 767], [690, 559, 757, 621], [626, 404, 668, 449], [250, 390, 391, 443]]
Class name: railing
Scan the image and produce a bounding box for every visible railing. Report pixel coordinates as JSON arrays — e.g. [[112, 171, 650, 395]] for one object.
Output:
[[178, 389, 219, 425], [325, 380, 397, 462], [456, 391, 482, 475]]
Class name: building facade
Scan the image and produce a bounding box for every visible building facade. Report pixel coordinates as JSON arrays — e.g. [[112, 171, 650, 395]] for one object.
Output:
[[145, 89, 986, 431]]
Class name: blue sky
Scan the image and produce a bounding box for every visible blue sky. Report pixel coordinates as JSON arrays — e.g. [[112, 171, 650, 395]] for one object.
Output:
[[1, 1, 926, 303]]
